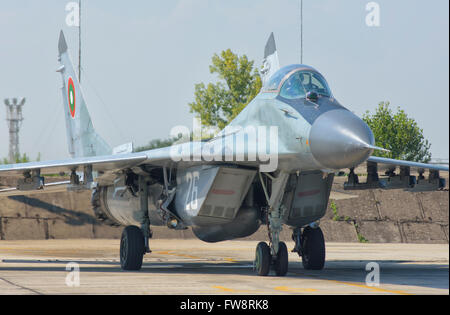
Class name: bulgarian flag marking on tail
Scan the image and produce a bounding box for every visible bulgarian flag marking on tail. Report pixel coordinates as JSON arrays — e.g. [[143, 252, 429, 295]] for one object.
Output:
[[68, 77, 76, 118]]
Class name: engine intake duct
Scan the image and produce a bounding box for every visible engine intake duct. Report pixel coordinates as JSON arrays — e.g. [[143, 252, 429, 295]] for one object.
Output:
[[192, 206, 261, 243]]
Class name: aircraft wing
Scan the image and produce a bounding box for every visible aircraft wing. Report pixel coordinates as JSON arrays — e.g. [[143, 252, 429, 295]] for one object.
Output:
[[0, 151, 160, 197], [366, 156, 449, 172], [341, 155, 448, 191], [0, 152, 148, 177], [0, 141, 246, 197]]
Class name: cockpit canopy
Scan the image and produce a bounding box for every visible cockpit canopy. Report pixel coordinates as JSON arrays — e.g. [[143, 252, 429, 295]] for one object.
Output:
[[264, 65, 332, 99]]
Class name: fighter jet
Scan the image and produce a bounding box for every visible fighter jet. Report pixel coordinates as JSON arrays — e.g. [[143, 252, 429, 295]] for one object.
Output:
[[0, 32, 448, 276]]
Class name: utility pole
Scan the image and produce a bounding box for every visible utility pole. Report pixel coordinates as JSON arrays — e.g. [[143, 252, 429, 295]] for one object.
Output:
[[300, 0, 303, 64], [4, 98, 25, 163], [78, 0, 82, 82]]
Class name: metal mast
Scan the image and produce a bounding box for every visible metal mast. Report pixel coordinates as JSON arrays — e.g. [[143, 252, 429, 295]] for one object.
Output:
[[300, 0, 303, 64], [4, 98, 25, 163], [78, 0, 82, 82]]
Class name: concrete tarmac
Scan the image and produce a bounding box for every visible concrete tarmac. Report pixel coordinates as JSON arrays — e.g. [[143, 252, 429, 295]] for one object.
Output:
[[0, 240, 448, 295]]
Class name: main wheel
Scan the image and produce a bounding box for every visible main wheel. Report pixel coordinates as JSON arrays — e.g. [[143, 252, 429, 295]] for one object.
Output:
[[274, 241, 288, 276], [254, 242, 271, 276], [120, 225, 145, 271], [301, 226, 326, 270]]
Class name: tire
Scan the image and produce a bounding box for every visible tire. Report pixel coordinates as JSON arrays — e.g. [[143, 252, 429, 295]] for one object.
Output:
[[255, 242, 271, 276], [274, 241, 288, 276], [301, 227, 326, 270], [120, 226, 145, 271]]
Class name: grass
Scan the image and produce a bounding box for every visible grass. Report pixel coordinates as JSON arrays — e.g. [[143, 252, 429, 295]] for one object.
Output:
[[330, 200, 369, 243]]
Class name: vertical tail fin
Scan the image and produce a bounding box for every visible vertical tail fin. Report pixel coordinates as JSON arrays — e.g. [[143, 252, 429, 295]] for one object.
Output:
[[260, 32, 280, 86], [57, 30, 111, 158]]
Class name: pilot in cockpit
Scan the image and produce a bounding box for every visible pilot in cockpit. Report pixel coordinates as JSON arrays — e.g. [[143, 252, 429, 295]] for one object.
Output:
[[280, 71, 332, 100]]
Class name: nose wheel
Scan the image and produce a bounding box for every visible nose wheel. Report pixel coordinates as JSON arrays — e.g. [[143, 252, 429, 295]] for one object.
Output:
[[254, 242, 271, 276], [274, 241, 288, 276], [254, 241, 289, 277]]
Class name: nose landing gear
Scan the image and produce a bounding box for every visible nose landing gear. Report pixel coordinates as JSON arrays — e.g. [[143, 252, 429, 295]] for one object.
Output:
[[274, 241, 289, 276], [254, 242, 271, 276], [254, 171, 291, 277], [254, 241, 289, 277]]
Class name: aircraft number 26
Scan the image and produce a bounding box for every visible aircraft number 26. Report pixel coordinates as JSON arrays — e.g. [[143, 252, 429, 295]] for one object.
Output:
[[185, 171, 200, 211]]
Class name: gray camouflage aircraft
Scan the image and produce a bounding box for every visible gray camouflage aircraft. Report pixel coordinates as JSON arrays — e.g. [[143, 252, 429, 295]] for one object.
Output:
[[0, 31, 448, 276]]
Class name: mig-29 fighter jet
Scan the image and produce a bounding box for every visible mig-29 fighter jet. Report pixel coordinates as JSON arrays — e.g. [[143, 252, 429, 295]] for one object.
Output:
[[0, 32, 448, 276]]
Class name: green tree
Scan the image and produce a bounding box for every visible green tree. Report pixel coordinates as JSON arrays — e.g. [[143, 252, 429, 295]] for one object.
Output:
[[134, 130, 211, 153], [134, 137, 181, 153], [15, 153, 30, 163], [363, 102, 432, 163], [189, 49, 262, 130]]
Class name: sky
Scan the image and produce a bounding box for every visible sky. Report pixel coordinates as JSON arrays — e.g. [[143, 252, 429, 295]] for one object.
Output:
[[0, 0, 448, 161]]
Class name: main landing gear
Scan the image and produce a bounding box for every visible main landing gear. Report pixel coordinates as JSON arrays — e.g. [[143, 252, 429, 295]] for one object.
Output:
[[292, 225, 326, 270], [120, 175, 152, 271], [120, 226, 146, 270]]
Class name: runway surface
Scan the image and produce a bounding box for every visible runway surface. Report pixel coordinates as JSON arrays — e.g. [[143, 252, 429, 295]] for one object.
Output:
[[0, 239, 448, 295]]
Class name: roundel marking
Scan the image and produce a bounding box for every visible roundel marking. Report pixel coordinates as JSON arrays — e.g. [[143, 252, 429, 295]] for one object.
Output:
[[68, 77, 76, 118]]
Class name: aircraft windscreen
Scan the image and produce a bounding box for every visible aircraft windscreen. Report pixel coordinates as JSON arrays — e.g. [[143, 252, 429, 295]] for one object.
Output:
[[280, 72, 306, 99], [265, 65, 332, 100], [298, 71, 331, 97], [265, 64, 301, 91]]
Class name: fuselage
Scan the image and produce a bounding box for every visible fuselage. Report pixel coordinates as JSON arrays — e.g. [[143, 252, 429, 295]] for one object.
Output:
[[95, 64, 376, 242]]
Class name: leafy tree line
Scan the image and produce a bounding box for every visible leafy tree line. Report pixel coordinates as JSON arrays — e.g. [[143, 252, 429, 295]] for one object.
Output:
[[188, 49, 262, 129], [134, 132, 210, 153], [134, 137, 181, 153], [363, 102, 431, 163]]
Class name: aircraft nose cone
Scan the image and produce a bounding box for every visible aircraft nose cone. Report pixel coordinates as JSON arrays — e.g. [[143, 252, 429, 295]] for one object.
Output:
[[309, 109, 375, 169]]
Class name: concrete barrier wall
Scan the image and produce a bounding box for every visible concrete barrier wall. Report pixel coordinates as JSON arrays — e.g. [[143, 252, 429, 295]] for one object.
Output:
[[0, 189, 448, 243], [323, 190, 449, 244]]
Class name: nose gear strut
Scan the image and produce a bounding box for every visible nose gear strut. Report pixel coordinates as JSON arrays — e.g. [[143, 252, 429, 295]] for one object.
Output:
[[120, 175, 152, 271], [254, 172, 289, 276]]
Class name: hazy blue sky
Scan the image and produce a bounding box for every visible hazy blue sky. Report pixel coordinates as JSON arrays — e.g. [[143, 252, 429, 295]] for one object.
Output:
[[0, 0, 448, 160]]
